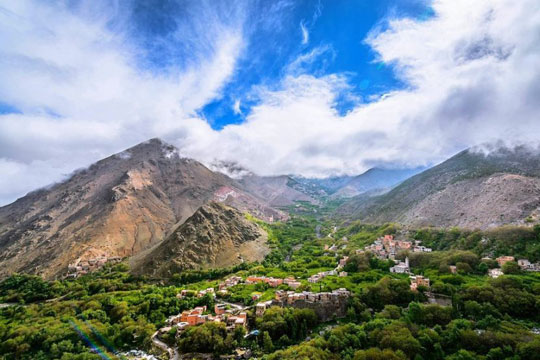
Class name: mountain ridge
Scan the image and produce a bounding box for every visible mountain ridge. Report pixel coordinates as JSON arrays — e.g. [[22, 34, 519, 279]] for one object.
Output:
[[338, 146, 540, 229]]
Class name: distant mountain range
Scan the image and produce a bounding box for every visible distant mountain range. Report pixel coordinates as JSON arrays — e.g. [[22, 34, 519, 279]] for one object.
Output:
[[337, 145, 540, 229]]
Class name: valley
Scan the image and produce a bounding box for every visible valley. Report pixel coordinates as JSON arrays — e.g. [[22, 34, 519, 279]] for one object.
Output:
[[0, 141, 539, 360]]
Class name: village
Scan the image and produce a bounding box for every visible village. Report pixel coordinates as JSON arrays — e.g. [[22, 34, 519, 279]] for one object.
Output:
[[65, 256, 123, 278], [152, 233, 540, 357]]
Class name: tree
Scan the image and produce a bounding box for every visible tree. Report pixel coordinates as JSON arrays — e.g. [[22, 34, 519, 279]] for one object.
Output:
[[456, 262, 472, 274], [354, 348, 407, 360], [501, 261, 521, 274], [263, 331, 274, 352], [178, 322, 231, 355]]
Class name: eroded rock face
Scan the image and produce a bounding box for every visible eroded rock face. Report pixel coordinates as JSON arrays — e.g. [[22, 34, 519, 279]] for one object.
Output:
[[130, 202, 270, 277], [0, 139, 282, 279], [400, 173, 540, 228]]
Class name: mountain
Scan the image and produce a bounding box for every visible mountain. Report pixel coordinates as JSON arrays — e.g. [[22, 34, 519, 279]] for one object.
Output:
[[131, 202, 269, 277], [332, 167, 425, 198], [0, 139, 284, 279], [208, 161, 319, 206], [337, 145, 540, 229], [238, 175, 318, 207], [290, 176, 353, 197], [291, 167, 423, 198]]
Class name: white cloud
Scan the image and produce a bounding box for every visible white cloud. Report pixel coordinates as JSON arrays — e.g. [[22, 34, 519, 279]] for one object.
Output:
[[189, 0, 540, 177], [300, 21, 309, 44], [232, 99, 242, 115]]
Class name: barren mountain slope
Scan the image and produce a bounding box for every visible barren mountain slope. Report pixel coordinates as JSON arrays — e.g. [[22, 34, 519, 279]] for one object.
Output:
[[332, 167, 425, 198], [0, 139, 283, 279], [238, 175, 317, 207], [131, 202, 269, 277], [338, 146, 540, 228]]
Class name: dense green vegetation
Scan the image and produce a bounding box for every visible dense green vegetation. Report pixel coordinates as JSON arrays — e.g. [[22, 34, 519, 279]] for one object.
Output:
[[411, 225, 540, 262], [0, 210, 539, 359]]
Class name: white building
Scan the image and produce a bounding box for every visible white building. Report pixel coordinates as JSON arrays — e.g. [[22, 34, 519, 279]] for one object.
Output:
[[489, 268, 504, 278], [390, 257, 410, 274]]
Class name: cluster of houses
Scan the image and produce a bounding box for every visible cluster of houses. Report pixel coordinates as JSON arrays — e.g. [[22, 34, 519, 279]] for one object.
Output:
[[162, 304, 248, 335], [308, 256, 349, 283], [308, 269, 347, 283], [244, 275, 302, 289], [488, 256, 540, 278], [255, 288, 351, 318], [358, 235, 432, 260], [66, 256, 122, 277], [177, 288, 216, 299], [517, 258, 540, 271]]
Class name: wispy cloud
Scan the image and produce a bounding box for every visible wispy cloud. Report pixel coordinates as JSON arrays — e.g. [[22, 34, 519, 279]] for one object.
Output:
[[232, 99, 242, 115], [300, 21, 309, 44]]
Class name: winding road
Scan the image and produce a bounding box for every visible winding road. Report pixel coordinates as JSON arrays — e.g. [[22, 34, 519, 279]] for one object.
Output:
[[151, 331, 178, 360]]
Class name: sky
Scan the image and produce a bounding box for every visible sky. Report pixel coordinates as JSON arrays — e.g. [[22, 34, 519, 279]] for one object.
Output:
[[0, 0, 539, 205]]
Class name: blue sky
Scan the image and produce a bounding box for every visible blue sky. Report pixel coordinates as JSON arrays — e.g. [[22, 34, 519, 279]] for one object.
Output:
[[0, 0, 539, 205], [123, 0, 430, 129]]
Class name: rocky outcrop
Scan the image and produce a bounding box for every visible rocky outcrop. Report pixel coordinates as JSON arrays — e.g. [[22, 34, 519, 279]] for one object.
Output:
[[131, 202, 269, 277]]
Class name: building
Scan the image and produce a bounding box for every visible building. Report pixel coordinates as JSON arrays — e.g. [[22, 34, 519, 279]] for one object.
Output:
[[215, 304, 227, 315], [518, 259, 531, 269], [413, 245, 432, 253], [496, 256, 515, 267], [258, 289, 351, 319], [338, 256, 349, 268], [449, 265, 457, 274], [410, 275, 430, 291], [65, 256, 123, 278], [256, 300, 274, 317], [339, 271, 347, 277], [219, 276, 243, 290], [266, 278, 283, 287], [489, 268, 504, 278], [226, 313, 247, 330], [390, 257, 410, 274], [284, 277, 301, 289]]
